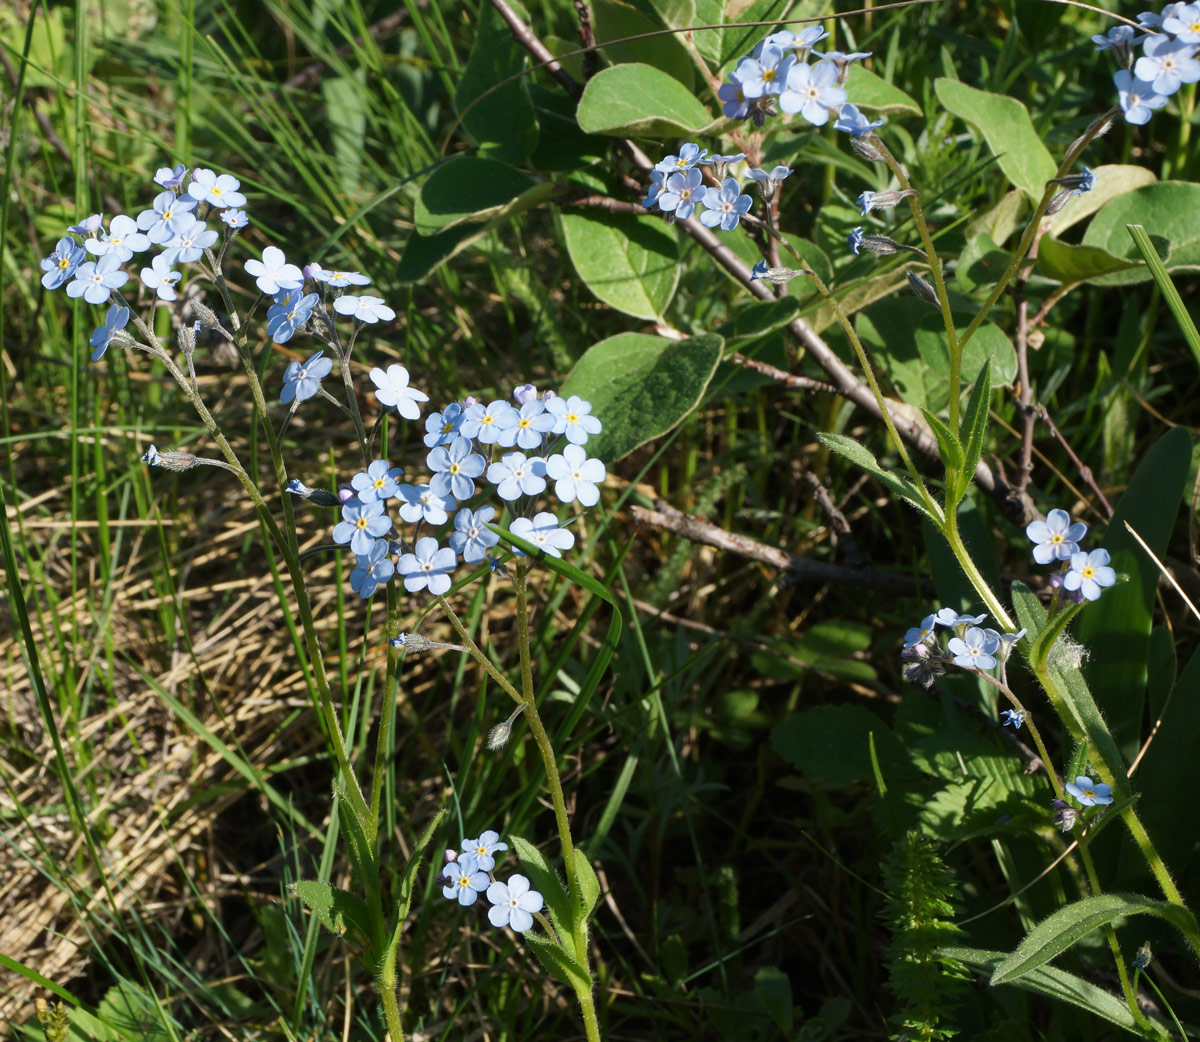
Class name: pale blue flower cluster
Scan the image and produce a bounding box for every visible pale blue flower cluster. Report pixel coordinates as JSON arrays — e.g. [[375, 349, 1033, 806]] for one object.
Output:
[[440, 831, 544, 933], [900, 608, 1025, 687], [1026, 508, 1116, 602], [1095, 4, 1200, 124], [40, 162, 403, 366], [641, 25, 880, 227], [322, 376, 607, 601], [39, 164, 254, 361]]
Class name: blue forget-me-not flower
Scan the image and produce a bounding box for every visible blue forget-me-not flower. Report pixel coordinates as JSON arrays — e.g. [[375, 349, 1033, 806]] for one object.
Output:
[[89, 304, 131, 362], [486, 875, 543, 932], [449, 506, 501, 563], [509, 511, 575, 558], [370, 364, 430, 419], [281, 350, 333, 404], [487, 451, 548, 501], [332, 498, 392, 555], [246, 246, 304, 295], [947, 627, 1000, 670], [350, 540, 396, 599], [428, 437, 486, 501], [1066, 775, 1113, 807], [545, 444, 606, 507], [351, 459, 405, 503], [1064, 548, 1116, 601], [397, 536, 457, 595], [461, 830, 508, 872], [396, 484, 453, 526], [40, 237, 86, 290], [1026, 508, 1087, 564], [66, 253, 128, 304], [442, 853, 489, 906]]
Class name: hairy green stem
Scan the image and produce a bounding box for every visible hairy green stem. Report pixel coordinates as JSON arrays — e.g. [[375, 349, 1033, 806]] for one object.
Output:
[[1076, 839, 1147, 1029], [514, 561, 578, 901], [144, 278, 370, 827], [435, 595, 523, 705], [773, 235, 941, 521], [957, 108, 1119, 354], [872, 137, 962, 429]]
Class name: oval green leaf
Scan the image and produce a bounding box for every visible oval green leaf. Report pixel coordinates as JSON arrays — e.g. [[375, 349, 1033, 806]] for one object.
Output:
[[934, 78, 1056, 200], [576, 63, 713, 137], [1036, 238, 1140, 284], [415, 156, 553, 236], [560, 332, 722, 462], [1081, 180, 1200, 285], [560, 211, 679, 321], [845, 64, 920, 115]]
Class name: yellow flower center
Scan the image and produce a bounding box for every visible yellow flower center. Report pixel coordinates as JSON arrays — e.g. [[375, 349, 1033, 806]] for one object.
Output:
[[58, 257, 70, 270], [763, 69, 776, 83], [449, 463, 461, 475], [373, 478, 386, 490], [481, 415, 494, 425], [1050, 533, 1063, 544], [442, 422, 454, 433], [518, 418, 531, 429], [566, 412, 579, 424], [211, 186, 223, 197], [356, 518, 368, 530], [1082, 566, 1095, 580]]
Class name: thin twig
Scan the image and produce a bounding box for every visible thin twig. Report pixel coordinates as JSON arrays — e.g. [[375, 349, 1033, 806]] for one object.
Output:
[[631, 500, 934, 595], [1035, 404, 1114, 517]]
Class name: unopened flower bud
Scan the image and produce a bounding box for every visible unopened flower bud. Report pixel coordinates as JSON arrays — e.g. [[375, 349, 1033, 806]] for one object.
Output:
[[907, 271, 939, 306], [513, 383, 537, 405], [487, 705, 525, 750], [856, 188, 917, 216], [749, 260, 811, 284], [850, 136, 885, 162], [1133, 943, 1152, 971], [388, 632, 467, 654], [190, 301, 222, 330], [848, 226, 926, 258], [337, 483, 356, 505], [1051, 798, 1078, 833], [443, 848, 458, 863], [141, 444, 199, 471], [285, 478, 340, 506]]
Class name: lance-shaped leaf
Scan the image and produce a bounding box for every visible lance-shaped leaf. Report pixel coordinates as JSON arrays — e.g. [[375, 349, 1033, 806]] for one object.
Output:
[[991, 893, 1200, 985]]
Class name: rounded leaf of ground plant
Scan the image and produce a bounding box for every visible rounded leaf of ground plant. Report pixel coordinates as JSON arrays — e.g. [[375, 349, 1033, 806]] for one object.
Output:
[[397, 223, 488, 282], [771, 704, 913, 787], [592, 0, 694, 90], [576, 63, 712, 137], [1035, 239, 1139, 284], [560, 332, 721, 462], [1082, 181, 1200, 285], [415, 156, 555, 236], [561, 211, 679, 321], [843, 64, 920, 115], [934, 78, 1056, 201]]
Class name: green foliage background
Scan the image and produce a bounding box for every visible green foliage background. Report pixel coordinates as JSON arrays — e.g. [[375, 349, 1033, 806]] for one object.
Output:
[[2, 0, 1199, 1039]]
